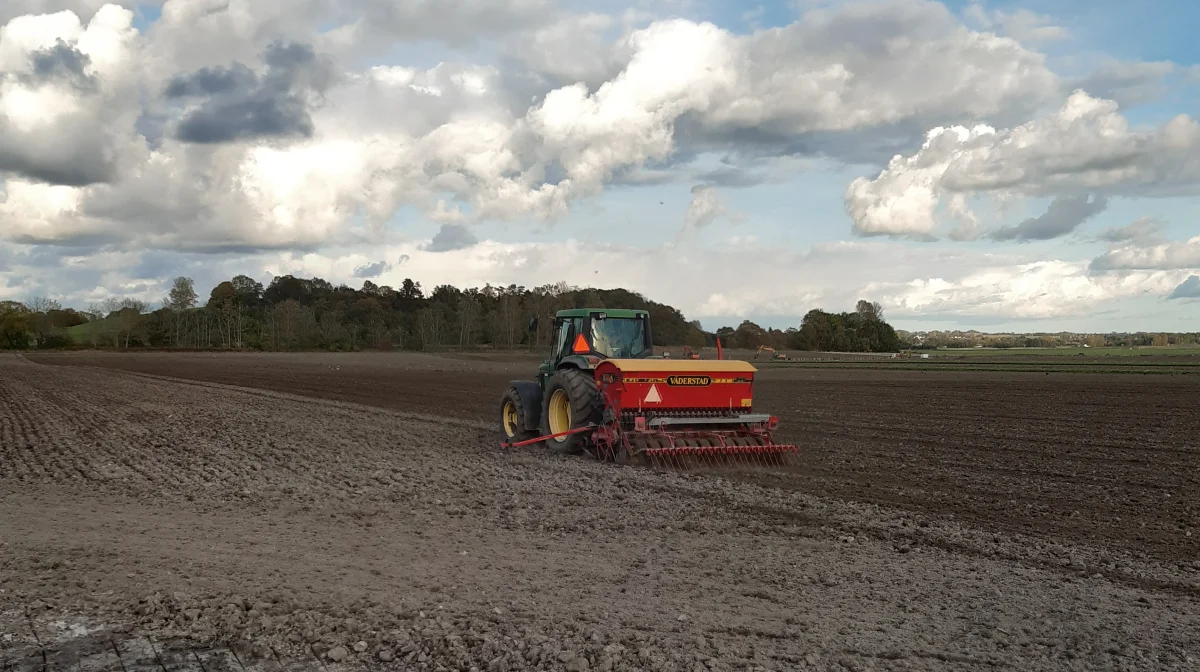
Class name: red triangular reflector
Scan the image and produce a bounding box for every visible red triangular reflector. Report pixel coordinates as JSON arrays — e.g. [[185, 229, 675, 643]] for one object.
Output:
[[572, 333, 590, 353]]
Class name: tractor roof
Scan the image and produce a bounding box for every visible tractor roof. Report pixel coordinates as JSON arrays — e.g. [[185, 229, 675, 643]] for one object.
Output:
[[600, 358, 756, 373], [555, 308, 648, 319]]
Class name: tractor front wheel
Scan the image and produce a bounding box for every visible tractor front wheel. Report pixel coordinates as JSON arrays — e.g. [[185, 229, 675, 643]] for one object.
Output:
[[500, 387, 536, 444], [541, 368, 602, 455]]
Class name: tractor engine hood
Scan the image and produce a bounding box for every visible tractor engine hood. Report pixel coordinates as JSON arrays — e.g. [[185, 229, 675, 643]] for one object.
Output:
[[594, 358, 758, 412]]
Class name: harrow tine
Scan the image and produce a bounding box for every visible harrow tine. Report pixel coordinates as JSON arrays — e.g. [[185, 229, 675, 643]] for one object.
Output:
[[633, 436, 798, 474]]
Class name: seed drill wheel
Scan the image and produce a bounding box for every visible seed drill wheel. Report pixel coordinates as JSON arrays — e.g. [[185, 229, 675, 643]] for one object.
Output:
[[499, 387, 536, 443], [541, 368, 603, 455]]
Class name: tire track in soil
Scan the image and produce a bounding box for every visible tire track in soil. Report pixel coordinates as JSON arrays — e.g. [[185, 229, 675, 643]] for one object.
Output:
[[5, 364, 174, 491], [3, 358, 496, 509], [102, 369, 503, 503], [13, 363, 166, 488], [0, 361, 66, 484], [2, 629, 303, 672], [18, 379, 102, 483]]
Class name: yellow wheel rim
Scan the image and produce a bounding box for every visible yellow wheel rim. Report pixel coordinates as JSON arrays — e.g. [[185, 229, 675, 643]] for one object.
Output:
[[502, 400, 519, 438], [548, 388, 571, 442]]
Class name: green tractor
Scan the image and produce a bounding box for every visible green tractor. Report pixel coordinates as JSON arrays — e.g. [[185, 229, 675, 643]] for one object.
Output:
[[499, 308, 653, 455]]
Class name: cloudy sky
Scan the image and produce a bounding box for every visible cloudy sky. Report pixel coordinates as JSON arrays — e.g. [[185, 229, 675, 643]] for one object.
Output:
[[1, 0, 1198, 332]]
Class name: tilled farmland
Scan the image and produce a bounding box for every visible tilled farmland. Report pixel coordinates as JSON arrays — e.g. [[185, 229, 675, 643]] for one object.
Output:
[[3, 352, 1200, 671]]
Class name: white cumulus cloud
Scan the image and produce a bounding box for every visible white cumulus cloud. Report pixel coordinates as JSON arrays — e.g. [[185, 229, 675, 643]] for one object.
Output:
[[0, 0, 1196, 330], [844, 91, 1200, 240], [880, 261, 1192, 320], [1091, 235, 1200, 271], [0, 0, 1070, 252], [682, 185, 740, 232]]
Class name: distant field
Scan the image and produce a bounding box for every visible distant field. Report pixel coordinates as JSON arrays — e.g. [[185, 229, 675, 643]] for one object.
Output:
[[927, 346, 1200, 357], [667, 345, 1200, 360], [65, 318, 112, 341], [766, 362, 1200, 375], [699, 345, 1200, 374], [48, 329, 1200, 367]]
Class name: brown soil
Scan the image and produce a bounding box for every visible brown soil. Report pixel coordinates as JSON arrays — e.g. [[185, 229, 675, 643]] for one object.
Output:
[[29, 351, 1200, 563], [5, 351, 1200, 671]]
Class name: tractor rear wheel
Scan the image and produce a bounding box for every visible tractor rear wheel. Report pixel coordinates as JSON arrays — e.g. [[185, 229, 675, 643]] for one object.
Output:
[[541, 368, 602, 455], [500, 387, 536, 444]]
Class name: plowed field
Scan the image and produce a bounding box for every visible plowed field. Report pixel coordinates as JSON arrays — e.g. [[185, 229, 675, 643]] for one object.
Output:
[[4, 351, 1200, 672]]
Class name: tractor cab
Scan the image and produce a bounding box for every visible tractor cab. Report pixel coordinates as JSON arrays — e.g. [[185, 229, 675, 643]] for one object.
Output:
[[529, 309, 653, 374]]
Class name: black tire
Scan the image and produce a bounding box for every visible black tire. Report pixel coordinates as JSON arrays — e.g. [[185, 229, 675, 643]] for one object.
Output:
[[541, 368, 603, 456], [500, 387, 536, 444]]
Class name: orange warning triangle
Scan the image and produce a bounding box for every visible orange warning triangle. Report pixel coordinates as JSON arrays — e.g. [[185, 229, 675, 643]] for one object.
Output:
[[572, 333, 590, 353], [644, 384, 662, 403]]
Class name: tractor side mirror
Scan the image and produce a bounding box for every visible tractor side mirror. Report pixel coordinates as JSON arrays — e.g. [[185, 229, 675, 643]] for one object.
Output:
[[528, 317, 538, 333]]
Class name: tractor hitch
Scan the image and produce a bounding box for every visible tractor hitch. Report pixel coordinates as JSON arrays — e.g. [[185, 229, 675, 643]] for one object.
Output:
[[500, 424, 597, 449]]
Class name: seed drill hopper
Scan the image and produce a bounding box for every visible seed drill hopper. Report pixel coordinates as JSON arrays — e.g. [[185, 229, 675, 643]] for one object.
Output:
[[499, 309, 798, 470]]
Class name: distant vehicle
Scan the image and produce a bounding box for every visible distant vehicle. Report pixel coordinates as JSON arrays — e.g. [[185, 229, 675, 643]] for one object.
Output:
[[754, 345, 789, 360]]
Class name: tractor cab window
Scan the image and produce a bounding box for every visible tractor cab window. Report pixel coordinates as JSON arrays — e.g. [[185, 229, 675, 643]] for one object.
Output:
[[554, 317, 585, 358], [590, 317, 649, 359]]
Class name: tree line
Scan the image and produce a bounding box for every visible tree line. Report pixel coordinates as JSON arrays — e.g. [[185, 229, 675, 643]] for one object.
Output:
[[898, 329, 1200, 349], [711, 301, 900, 352], [0, 275, 903, 353]]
